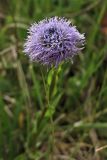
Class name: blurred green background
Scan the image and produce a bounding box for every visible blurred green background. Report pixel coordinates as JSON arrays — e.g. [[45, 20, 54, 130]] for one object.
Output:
[[0, 0, 107, 159]]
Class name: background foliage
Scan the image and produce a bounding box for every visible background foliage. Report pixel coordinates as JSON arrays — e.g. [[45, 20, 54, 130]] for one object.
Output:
[[0, 0, 107, 159]]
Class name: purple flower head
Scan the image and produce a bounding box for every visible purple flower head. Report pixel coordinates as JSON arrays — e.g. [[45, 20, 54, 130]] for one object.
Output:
[[24, 17, 85, 67]]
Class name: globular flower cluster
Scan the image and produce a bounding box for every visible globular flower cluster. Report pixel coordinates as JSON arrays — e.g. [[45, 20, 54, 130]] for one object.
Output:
[[24, 17, 85, 67]]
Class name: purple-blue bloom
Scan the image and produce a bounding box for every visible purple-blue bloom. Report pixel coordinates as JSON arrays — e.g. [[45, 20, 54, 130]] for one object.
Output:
[[24, 17, 85, 67]]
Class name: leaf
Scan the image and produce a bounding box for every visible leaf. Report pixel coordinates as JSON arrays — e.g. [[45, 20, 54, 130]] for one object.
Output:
[[45, 93, 63, 118]]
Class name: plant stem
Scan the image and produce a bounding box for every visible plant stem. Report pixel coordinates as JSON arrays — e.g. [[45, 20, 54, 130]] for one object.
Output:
[[40, 67, 55, 160]]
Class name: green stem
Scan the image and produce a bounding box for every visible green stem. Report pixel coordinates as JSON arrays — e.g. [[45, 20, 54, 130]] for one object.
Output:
[[40, 67, 56, 160]]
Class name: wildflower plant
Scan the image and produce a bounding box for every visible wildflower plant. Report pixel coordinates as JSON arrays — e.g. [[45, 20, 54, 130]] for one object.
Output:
[[24, 17, 85, 158]]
